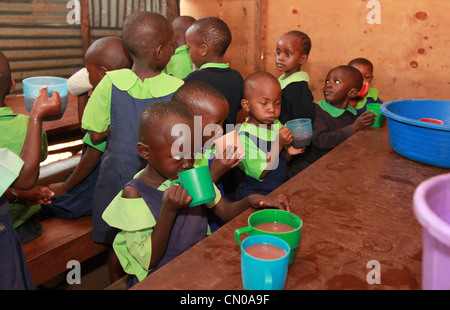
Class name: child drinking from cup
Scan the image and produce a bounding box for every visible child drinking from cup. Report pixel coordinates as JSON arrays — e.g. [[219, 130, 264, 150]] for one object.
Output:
[[236, 71, 301, 200], [102, 100, 291, 288], [276, 31, 315, 124], [289, 65, 376, 176], [348, 58, 383, 116]]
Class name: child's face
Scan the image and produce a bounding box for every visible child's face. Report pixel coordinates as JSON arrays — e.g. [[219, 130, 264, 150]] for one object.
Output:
[[85, 57, 104, 88], [242, 79, 282, 125], [186, 28, 204, 69], [142, 116, 195, 181], [276, 34, 308, 77], [351, 63, 373, 85], [323, 68, 354, 106], [200, 97, 229, 146]]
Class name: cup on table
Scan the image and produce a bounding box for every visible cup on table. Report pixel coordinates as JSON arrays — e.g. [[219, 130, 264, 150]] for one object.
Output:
[[366, 103, 385, 127], [235, 209, 303, 264], [285, 118, 313, 147], [170, 166, 216, 207], [240, 235, 290, 290], [213, 130, 246, 160]]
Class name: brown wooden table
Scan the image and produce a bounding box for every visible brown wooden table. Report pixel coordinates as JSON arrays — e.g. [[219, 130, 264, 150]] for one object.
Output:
[[5, 93, 83, 145], [132, 125, 449, 290]]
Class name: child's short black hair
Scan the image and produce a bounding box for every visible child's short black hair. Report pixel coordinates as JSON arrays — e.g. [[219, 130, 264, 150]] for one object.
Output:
[[138, 100, 193, 142], [286, 30, 311, 55], [172, 80, 227, 114], [243, 71, 279, 98], [0, 51, 12, 100], [122, 11, 172, 58], [333, 65, 364, 91], [348, 58, 373, 71], [190, 17, 232, 56]]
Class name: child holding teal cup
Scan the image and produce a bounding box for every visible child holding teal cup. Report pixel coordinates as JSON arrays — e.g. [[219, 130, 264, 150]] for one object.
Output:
[[102, 101, 292, 288]]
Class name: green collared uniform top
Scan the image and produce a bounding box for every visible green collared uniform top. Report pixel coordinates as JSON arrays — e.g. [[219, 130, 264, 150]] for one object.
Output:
[[237, 120, 282, 181], [278, 71, 310, 90], [316, 100, 357, 117], [102, 170, 221, 282], [0, 148, 24, 196], [354, 87, 380, 110], [0, 106, 47, 227], [81, 69, 184, 134], [163, 45, 194, 79], [199, 63, 230, 70]]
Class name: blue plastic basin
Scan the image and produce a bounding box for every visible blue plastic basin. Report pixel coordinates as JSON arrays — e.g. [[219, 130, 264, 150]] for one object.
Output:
[[380, 99, 450, 168]]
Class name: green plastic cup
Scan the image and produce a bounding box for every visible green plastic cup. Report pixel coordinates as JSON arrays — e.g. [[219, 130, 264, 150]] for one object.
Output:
[[170, 166, 216, 207], [366, 103, 385, 127], [235, 209, 303, 264]]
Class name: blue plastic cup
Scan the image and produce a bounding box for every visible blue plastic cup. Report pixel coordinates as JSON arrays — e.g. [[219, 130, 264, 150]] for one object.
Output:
[[22, 76, 68, 121], [240, 235, 290, 290], [285, 118, 313, 147]]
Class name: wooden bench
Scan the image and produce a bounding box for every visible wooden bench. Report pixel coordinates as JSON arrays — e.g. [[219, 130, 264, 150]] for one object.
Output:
[[22, 216, 107, 287]]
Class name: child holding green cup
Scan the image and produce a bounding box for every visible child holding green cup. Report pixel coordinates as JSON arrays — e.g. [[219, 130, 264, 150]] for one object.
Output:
[[102, 101, 291, 288]]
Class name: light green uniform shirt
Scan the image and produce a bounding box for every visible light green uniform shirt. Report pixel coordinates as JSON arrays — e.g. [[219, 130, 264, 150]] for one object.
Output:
[[278, 71, 309, 90], [316, 100, 357, 117], [0, 107, 47, 227], [0, 148, 24, 196], [81, 69, 184, 133], [102, 171, 221, 282], [354, 87, 380, 110], [237, 120, 282, 181], [163, 45, 193, 79]]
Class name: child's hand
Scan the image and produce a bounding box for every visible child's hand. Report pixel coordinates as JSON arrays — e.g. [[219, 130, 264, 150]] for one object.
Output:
[[278, 126, 293, 149], [247, 193, 291, 212], [352, 110, 376, 132], [19, 186, 55, 206], [211, 145, 242, 182], [48, 182, 68, 196], [162, 183, 192, 212], [286, 145, 306, 156], [30, 87, 62, 121]]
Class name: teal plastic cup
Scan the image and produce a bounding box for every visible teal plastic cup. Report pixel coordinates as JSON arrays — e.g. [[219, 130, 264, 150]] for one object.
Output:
[[170, 166, 216, 207], [240, 235, 290, 290], [235, 209, 303, 264], [22, 76, 68, 121]]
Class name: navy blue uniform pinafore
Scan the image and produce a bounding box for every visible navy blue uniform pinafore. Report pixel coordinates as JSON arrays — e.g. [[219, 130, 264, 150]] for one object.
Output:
[[0, 195, 35, 289], [124, 178, 208, 288], [235, 131, 290, 200], [92, 85, 173, 244]]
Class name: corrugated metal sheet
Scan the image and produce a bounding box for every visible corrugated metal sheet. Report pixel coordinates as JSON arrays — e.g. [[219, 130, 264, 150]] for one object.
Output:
[[0, 0, 168, 95]]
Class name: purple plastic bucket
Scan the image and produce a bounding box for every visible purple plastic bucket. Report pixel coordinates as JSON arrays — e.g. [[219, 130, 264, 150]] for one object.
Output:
[[413, 173, 450, 290]]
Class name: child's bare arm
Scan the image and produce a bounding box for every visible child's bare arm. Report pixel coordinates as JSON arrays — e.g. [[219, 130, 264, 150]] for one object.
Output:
[[210, 145, 241, 183], [260, 126, 292, 179], [13, 88, 61, 189]]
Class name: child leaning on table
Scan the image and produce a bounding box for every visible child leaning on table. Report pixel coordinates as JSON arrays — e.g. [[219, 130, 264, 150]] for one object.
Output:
[[102, 100, 291, 288], [0, 87, 61, 290], [42, 36, 132, 220], [289, 65, 376, 176], [0, 51, 54, 244], [276, 30, 315, 124], [172, 80, 241, 231], [236, 71, 303, 200], [348, 57, 383, 116], [184, 16, 244, 128]]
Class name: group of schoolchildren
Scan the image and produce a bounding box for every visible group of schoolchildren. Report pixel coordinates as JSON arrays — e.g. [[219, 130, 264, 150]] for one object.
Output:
[[0, 11, 382, 289]]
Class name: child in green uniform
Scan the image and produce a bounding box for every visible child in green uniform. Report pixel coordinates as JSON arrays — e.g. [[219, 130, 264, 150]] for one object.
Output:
[[43, 36, 133, 220], [276, 31, 315, 124], [102, 101, 291, 288], [289, 65, 376, 175], [0, 51, 53, 244], [81, 11, 183, 282], [164, 16, 196, 79], [184, 17, 244, 128], [348, 58, 383, 116]]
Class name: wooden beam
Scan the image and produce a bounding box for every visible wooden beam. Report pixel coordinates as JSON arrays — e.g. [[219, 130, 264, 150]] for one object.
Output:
[[254, 0, 263, 72], [166, 0, 180, 23], [80, 0, 91, 56]]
